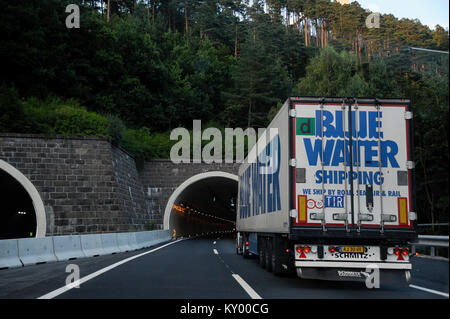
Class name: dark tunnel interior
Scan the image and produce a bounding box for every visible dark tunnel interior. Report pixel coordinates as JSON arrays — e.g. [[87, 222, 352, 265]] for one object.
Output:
[[169, 176, 238, 238], [0, 169, 37, 239]]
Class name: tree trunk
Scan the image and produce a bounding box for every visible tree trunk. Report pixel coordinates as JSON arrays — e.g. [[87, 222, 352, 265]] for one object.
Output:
[[234, 22, 238, 57], [107, 0, 111, 22], [286, 10, 290, 30], [152, 1, 155, 24], [321, 21, 324, 48], [357, 32, 362, 64], [185, 5, 189, 34], [304, 19, 308, 47], [168, 10, 171, 31], [248, 98, 252, 128], [248, 73, 254, 127]]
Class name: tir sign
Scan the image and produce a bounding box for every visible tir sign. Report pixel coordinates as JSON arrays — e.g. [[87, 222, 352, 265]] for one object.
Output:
[[296, 118, 315, 136]]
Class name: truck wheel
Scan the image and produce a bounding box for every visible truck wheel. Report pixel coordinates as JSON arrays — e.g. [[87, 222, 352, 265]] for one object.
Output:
[[265, 241, 272, 272], [259, 243, 266, 268], [271, 250, 283, 276], [243, 245, 250, 259]]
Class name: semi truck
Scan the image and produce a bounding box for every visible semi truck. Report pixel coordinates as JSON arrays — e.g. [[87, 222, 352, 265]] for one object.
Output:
[[236, 97, 417, 286]]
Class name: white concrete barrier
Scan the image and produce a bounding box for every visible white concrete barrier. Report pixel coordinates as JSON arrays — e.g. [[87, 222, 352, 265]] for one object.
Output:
[[156, 230, 171, 245], [53, 235, 86, 261], [80, 234, 104, 257], [0, 239, 23, 269], [0, 230, 172, 270], [127, 232, 140, 251], [135, 230, 171, 249], [101, 233, 120, 255], [160, 230, 170, 242], [18, 237, 57, 266], [146, 231, 157, 247], [135, 231, 149, 249], [116, 233, 133, 252]]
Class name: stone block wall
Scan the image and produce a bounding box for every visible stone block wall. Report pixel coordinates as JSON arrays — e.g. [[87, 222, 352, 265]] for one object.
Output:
[[0, 134, 240, 236], [139, 160, 240, 227], [0, 134, 149, 235], [111, 146, 151, 231]]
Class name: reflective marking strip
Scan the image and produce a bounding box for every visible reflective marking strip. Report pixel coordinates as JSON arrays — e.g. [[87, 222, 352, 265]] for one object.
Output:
[[232, 274, 262, 299], [398, 197, 408, 225], [298, 195, 307, 224]]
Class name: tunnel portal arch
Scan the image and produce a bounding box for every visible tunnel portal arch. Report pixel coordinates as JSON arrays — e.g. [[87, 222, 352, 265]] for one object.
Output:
[[0, 159, 46, 238], [163, 171, 239, 232]]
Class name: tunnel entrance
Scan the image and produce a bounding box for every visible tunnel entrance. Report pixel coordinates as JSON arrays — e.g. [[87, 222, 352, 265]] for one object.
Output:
[[164, 172, 238, 237], [0, 160, 46, 239], [0, 169, 36, 239]]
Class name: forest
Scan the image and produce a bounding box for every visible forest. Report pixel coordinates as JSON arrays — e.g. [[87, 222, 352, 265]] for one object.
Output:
[[0, 0, 448, 227]]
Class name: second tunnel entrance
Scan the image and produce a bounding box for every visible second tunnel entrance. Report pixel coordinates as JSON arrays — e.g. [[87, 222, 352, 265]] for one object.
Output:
[[164, 172, 238, 237]]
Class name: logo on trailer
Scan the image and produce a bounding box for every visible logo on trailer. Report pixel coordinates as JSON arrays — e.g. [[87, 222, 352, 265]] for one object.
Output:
[[296, 118, 315, 136]]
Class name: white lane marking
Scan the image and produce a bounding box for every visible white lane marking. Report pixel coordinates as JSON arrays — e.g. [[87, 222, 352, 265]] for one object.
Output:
[[213, 241, 216, 245], [37, 239, 185, 299], [232, 274, 262, 299], [409, 285, 449, 298], [213, 249, 219, 255]]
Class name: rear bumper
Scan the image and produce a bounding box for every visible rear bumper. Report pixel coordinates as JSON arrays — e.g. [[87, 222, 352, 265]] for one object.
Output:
[[296, 263, 412, 285], [295, 261, 411, 270]]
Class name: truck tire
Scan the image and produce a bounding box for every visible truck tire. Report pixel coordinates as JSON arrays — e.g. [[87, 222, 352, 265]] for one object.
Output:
[[243, 242, 250, 259], [259, 240, 266, 268], [271, 249, 284, 276], [265, 241, 272, 272]]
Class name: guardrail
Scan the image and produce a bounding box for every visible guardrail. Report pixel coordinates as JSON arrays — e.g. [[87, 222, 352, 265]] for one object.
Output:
[[0, 229, 171, 270], [411, 235, 449, 257], [417, 223, 449, 227]]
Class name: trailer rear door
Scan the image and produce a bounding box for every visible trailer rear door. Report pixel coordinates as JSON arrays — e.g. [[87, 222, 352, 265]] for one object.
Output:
[[290, 98, 415, 235]]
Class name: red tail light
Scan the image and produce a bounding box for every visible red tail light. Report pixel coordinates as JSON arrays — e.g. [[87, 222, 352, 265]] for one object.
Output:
[[394, 248, 401, 255], [402, 248, 409, 256], [303, 246, 311, 253], [245, 241, 249, 246], [328, 246, 336, 253], [296, 246, 303, 253]]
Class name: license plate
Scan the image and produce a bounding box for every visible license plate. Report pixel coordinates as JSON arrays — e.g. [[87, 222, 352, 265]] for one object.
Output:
[[340, 246, 364, 253]]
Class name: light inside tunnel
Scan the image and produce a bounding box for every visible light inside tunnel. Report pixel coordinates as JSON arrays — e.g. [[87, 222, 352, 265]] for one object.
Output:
[[0, 169, 37, 239], [169, 176, 238, 237]]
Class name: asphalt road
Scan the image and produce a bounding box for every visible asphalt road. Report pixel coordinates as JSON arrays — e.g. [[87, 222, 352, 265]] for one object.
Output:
[[0, 237, 448, 299]]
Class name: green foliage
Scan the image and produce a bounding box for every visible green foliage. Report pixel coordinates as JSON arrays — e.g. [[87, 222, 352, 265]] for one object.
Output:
[[403, 72, 449, 226], [107, 114, 126, 146], [0, 87, 29, 133], [122, 127, 174, 160], [145, 220, 157, 231], [296, 46, 369, 97], [21, 98, 109, 137]]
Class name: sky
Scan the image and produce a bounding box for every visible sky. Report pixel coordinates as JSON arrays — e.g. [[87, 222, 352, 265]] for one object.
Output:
[[353, 0, 449, 30]]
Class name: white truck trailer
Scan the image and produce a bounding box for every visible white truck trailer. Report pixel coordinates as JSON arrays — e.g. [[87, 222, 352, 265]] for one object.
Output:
[[236, 97, 417, 285]]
